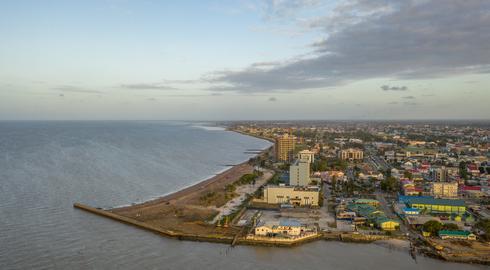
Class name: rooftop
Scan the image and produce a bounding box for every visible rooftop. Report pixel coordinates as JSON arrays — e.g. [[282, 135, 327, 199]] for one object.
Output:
[[407, 197, 466, 207], [279, 219, 302, 227], [438, 230, 473, 236]]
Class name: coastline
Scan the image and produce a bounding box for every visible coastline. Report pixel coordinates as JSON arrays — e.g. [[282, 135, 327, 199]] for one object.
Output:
[[112, 161, 255, 212], [75, 130, 272, 240], [111, 128, 272, 210], [72, 130, 489, 266]]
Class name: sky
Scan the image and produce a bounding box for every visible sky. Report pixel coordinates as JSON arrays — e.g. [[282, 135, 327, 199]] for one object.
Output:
[[0, 0, 489, 120]]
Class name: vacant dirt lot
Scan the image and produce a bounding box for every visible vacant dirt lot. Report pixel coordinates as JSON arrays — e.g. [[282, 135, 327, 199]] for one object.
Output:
[[110, 162, 256, 236]]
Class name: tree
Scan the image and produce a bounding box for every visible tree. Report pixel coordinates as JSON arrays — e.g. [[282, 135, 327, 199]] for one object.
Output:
[[385, 168, 391, 178], [381, 176, 399, 192], [423, 220, 443, 235], [475, 219, 490, 241], [331, 175, 337, 191], [459, 161, 469, 180], [442, 223, 459, 231]]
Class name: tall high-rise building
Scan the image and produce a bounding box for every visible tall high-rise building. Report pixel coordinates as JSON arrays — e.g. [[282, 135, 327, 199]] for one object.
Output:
[[289, 158, 311, 186], [275, 133, 295, 162]]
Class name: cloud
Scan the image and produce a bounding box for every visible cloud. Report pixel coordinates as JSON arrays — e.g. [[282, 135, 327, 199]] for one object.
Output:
[[402, 96, 415, 99], [207, 0, 490, 93], [381, 85, 408, 91], [120, 83, 177, 90], [259, 0, 323, 20], [54, 85, 102, 94], [59, 93, 64, 97], [268, 97, 277, 102], [387, 101, 398, 105], [402, 101, 418, 106]]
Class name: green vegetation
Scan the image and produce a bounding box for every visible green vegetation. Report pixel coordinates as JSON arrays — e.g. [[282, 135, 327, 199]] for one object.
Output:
[[267, 172, 282, 185], [380, 176, 399, 192], [423, 220, 443, 235], [331, 176, 337, 192], [459, 161, 469, 180], [312, 157, 348, 172], [442, 223, 459, 231], [200, 173, 260, 207], [237, 173, 259, 185], [475, 219, 490, 241]]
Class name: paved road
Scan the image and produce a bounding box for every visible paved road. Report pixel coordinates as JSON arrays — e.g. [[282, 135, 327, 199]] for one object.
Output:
[[375, 192, 408, 234]]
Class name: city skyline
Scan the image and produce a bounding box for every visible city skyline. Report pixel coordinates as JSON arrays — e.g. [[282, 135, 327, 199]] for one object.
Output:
[[1, 0, 489, 120]]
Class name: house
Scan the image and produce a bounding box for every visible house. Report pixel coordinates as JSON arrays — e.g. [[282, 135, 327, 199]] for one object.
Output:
[[460, 185, 484, 198], [467, 164, 480, 176], [438, 230, 476, 240], [375, 217, 400, 231], [353, 198, 380, 207], [346, 203, 399, 231], [336, 211, 357, 221], [358, 172, 384, 181], [402, 207, 421, 216]]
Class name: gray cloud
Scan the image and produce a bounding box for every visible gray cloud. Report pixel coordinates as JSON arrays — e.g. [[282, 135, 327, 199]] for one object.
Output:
[[402, 101, 418, 106], [54, 85, 102, 94], [268, 97, 277, 102], [402, 96, 415, 99], [120, 83, 177, 90], [381, 85, 408, 91], [207, 0, 490, 93], [260, 0, 323, 20]]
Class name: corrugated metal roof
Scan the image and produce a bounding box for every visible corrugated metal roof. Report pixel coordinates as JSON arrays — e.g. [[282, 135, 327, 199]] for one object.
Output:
[[407, 197, 466, 207], [279, 219, 302, 227], [438, 230, 472, 236]]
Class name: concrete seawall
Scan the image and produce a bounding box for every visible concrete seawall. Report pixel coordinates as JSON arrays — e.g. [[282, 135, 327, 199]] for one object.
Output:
[[73, 203, 234, 244], [74, 203, 407, 248]]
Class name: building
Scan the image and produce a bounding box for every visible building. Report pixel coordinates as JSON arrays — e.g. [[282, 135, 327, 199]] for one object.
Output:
[[346, 203, 399, 231], [275, 133, 296, 162], [262, 185, 320, 206], [438, 230, 476, 240], [297, 149, 315, 163], [339, 148, 364, 161], [254, 220, 307, 237], [433, 167, 449, 182], [375, 217, 400, 231], [353, 198, 380, 207], [430, 182, 458, 198], [460, 185, 484, 198], [402, 207, 421, 216], [406, 197, 466, 214], [289, 159, 310, 186]]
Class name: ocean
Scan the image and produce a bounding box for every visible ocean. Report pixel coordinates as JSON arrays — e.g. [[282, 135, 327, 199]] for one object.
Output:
[[0, 121, 485, 269]]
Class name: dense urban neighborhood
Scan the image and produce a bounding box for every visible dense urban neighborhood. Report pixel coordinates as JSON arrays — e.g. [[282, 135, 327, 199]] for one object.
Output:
[[228, 120, 490, 263]]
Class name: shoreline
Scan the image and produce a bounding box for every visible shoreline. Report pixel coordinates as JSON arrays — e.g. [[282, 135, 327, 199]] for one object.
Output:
[[111, 128, 272, 210], [112, 160, 256, 212], [72, 130, 489, 266]]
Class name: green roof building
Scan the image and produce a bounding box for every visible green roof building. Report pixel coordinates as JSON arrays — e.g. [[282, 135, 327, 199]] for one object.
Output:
[[406, 198, 466, 214], [438, 230, 476, 240]]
